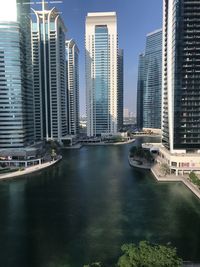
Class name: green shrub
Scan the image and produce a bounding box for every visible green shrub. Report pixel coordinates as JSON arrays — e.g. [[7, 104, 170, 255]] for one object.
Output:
[[84, 242, 182, 267], [189, 172, 200, 187], [129, 146, 153, 162], [117, 241, 182, 267]]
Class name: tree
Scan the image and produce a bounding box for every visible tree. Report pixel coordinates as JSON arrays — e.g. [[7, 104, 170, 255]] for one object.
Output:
[[189, 172, 200, 188], [49, 140, 58, 150], [117, 241, 182, 267], [143, 150, 153, 162], [130, 146, 137, 157], [160, 163, 170, 176], [130, 146, 153, 163], [51, 149, 57, 160]]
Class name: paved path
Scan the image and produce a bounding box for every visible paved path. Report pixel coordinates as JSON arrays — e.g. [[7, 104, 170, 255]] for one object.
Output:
[[84, 139, 135, 146], [151, 164, 200, 199], [0, 156, 62, 181]]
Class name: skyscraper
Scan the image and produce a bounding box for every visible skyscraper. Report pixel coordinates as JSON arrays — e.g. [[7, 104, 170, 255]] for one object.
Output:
[[143, 29, 162, 129], [117, 48, 124, 130], [65, 39, 80, 136], [162, 0, 200, 153], [136, 53, 145, 129], [156, 0, 200, 175], [137, 30, 162, 130], [0, 0, 34, 148], [85, 12, 118, 137], [31, 6, 68, 142]]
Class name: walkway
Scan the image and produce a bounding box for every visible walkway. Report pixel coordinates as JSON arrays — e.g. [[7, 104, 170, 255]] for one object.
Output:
[[0, 156, 62, 181], [151, 164, 200, 199], [84, 139, 135, 146]]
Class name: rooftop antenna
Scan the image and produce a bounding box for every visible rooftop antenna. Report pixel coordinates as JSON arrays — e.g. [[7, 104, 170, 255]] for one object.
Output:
[[42, 0, 45, 11]]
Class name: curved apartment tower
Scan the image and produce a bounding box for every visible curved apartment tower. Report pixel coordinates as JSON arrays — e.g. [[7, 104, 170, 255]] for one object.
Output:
[[85, 12, 118, 137], [143, 29, 162, 130], [136, 30, 162, 130], [31, 7, 68, 142]]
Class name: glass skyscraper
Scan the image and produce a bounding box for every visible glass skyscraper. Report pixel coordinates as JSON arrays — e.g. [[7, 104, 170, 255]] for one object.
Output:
[[85, 12, 118, 137], [136, 53, 145, 129], [162, 0, 200, 153], [117, 48, 124, 131], [143, 29, 162, 129], [65, 39, 80, 136], [0, 0, 34, 148], [31, 7, 68, 142], [137, 30, 162, 130]]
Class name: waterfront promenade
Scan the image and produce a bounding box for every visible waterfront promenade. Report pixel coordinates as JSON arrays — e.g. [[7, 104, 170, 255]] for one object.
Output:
[[65, 138, 136, 149], [129, 155, 200, 200], [152, 164, 200, 199], [129, 154, 200, 199], [0, 156, 62, 181], [84, 138, 135, 146]]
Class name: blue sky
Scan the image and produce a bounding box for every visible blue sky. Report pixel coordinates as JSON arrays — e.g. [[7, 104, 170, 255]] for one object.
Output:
[[47, 0, 162, 116]]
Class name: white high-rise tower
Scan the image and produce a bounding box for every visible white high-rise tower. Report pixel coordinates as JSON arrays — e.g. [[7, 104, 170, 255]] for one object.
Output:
[[85, 12, 118, 137]]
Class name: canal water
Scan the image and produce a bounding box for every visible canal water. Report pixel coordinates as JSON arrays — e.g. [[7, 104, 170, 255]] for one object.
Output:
[[0, 137, 200, 267]]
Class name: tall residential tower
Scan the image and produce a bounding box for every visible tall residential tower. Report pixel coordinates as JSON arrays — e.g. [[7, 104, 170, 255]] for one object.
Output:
[[143, 29, 162, 129], [31, 7, 68, 142], [117, 48, 124, 130], [65, 39, 80, 136], [162, 0, 200, 153], [157, 0, 200, 175], [0, 0, 34, 148], [136, 30, 162, 130], [136, 53, 145, 129], [85, 12, 118, 137]]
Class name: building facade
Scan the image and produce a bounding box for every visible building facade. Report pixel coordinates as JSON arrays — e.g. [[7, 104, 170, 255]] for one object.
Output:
[[162, 0, 200, 153], [65, 39, 80, 136], [85, 12, 118, 137], [137, 30, 162, 130], [143, 29, 162, 129], [156, 0, 200, 175], [31, 7, 68, 142], [136, 53, 145, 129], [117, 48, 124, 130], [0, 0, 34, 148]]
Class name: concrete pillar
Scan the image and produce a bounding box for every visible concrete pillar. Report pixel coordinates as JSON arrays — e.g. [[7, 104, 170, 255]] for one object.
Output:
[[176, 169, 178, 176], [25, 161, 28, 168]]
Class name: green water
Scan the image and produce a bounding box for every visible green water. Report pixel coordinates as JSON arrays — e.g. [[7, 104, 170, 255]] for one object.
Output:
[[0, 138, 200, 267]]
